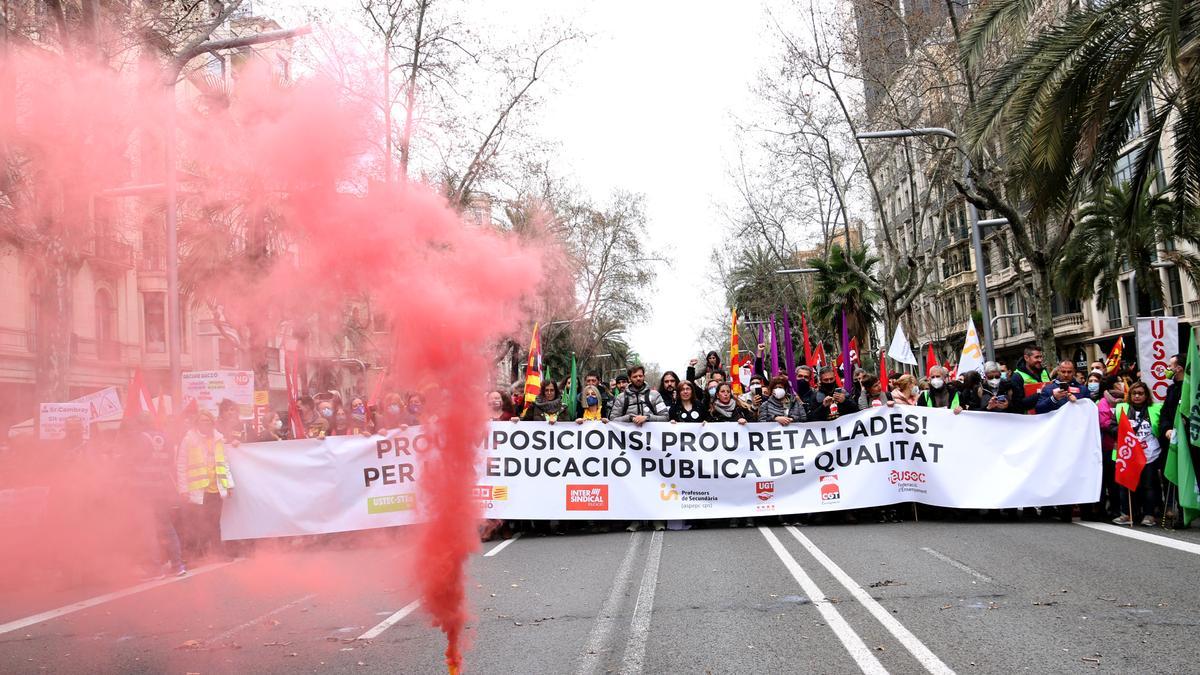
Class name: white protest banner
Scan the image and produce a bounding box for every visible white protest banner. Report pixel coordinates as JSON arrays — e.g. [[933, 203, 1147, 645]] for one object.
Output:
[[220, 402, 1103, 540], [1137, 317, 1178, 402], [38, 403, 91, 440], [888, 325, 918, 365], [182, 370, 254, 419], [957, 320, 985, 374], [74, 386, 123, 423]]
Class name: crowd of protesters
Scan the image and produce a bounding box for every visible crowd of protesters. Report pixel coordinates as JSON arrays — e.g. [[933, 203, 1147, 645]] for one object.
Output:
[[16, 341, 1184, 580]]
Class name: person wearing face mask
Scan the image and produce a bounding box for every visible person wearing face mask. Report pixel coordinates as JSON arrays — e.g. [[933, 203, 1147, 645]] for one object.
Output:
[[346, 397, 372, 435], [891, 374, 920, 405], [1111, 382, 1164, 526], [709, 381, 753, 424], [981, 362, 1014, 412], [487, 390, 514, 421], [955, 371, 987, 411], [811, 366, 860, 421], [1094, 376, 1125, 520], [574, 385, 609, 423], [917, 366, 962, 413], [376, 392, 407, 432], [758, 375, 806, 425], [669, 380, 709, 423], [793, 365, 817, 417], [397, 393, 425, 426], [1084, 372, 1104, 402], [258, 410, 287, 441]]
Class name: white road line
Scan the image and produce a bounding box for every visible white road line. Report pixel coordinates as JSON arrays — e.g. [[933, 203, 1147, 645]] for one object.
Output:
[[758, 527, 887, 675], [209, 593, 317, 644], [921, 547, 995, 584], [1074, 522, 1200, 555], [618, 530, 663, 675], [484, 532, 522, 557], [575, 532, 646, 675], [0, 560, 239, 637], [357, 600, 421, 640], [786, 527, 955, 675]]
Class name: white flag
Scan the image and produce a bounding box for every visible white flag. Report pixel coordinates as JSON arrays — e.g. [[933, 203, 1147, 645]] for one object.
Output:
[[887, 325, 918, 365], [958, 320, 985, 374]]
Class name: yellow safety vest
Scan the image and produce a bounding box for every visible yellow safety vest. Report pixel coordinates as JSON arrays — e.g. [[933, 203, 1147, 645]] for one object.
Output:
[[186, 436, 232, 494]]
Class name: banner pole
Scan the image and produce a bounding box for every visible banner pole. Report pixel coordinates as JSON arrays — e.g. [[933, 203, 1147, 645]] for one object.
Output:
[[911, 502, 918, 523]]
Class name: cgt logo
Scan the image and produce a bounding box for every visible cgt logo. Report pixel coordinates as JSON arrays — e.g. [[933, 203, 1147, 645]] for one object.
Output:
[[566, 484, 609, 511], [889, 470, 926, 485], [819, 474, 841, 503], [756, 481, 775, 502]]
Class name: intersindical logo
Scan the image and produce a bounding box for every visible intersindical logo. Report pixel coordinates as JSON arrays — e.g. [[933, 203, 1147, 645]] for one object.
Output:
[[566, 484, 609, 511]]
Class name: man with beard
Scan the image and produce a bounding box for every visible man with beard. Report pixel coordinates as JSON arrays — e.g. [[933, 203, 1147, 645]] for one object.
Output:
[[810, 366, 861, 421], [611, 365, 669, 426]]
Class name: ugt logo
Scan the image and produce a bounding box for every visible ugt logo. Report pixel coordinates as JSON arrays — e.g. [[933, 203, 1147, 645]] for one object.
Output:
[[819, 474, 841, 503], [755, 481, 774, 502]]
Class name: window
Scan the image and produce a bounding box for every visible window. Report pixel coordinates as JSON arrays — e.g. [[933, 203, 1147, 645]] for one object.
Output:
[[1005, 294, 1019, 336], [1105, 292, 1122, 329], [1122, 278, 1135, 324], [95, 289, 118, 361], [1051, 292, 1081, 316], [1168, 267, 1184, 316], [1113, 151, 1136, 186], [144, 293, 166, 353]]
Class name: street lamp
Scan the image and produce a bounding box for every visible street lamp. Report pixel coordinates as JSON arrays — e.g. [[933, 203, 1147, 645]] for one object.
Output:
[[856, 127, 1000, 362], [775, 267, 819, 275]]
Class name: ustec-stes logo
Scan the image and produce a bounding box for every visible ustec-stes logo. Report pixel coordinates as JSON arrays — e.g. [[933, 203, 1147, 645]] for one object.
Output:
[[566, 484, 609, 511]]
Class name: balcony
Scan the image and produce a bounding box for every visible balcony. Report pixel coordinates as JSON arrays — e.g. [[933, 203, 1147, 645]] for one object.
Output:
[[71, 336, 134, 363], [1190, 300, 1200, 317], [85, 236, 134, 269], [0, 327, 33, 354], [1051, 312, 1087, 335], [1107, 316, 1127, 331]]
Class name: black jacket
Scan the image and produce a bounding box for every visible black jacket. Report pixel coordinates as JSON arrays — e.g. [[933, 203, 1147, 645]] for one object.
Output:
[[668, 400, 709, 423], [811, 385, 860, 421]]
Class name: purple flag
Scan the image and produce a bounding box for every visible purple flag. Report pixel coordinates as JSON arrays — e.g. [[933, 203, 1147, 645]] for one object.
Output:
[[841, 309, 853, 388], [782, 307, 797, 392], [769, 313, 780, 378]]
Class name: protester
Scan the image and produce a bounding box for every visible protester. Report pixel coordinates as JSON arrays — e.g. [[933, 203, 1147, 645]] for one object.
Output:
[[487, 390, 513, 421], [575, 385, 608, 423], [347, 396, 371, 434], [1035, 360, 1082, 414], [856, 374, 894, 409], [1084, 371, 1104, 401], [669, 380, 708, 423], [611, 365, 669, 426], [918, 366, 962, 412], [521, 380, 564, 422], [175, 411, 233, 560], [124, 415, 185, 578], [1112, 382, 1164, 527], [1096, 376, 1126, 520], [376, 392, 407, 431], [956, 371, 985, 411], [510, 381, 526, 412], [758, 375, 806, 425], [400, 393, 424, 426], [891, 373, 919, 405], [740, 373, 766, 415], [793, 365, 817, 417], [216, 398, 244, 444], [584, 371, 614, 417], [981, 362, 1012, 412], [710, 382, 753, 424], [811, 367, 860, 420], [1011, 345, 1050, 414], [258, 410, 287, 441], [1160, 354, 1184, 443], [614, 373, 630, 394], [657, 371, 680, 408], [691, 350, 723, 387]]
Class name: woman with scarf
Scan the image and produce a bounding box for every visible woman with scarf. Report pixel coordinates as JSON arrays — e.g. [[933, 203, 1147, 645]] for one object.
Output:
[[891, 374, 920, 405], [1110, 382, 1164, 527], [575, 385, 609, 423], [709, 382, 753, 424], [521, 379, 564, 422], [668, 380, 708, 423], [758, 375, 806, 424]]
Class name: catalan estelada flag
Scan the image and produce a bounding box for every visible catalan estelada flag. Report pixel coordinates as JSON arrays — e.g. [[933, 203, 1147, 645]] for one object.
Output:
[[730, 308, 742, 394], [522, 323, 543, 413]]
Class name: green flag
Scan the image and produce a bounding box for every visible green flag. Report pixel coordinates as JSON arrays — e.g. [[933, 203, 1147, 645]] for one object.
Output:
[[565, 354, 579, 420], [1166, 329, 1200, 526]]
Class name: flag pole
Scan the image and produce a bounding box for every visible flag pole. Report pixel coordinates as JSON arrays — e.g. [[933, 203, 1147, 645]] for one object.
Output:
[[1127, 490, 1135, 528]]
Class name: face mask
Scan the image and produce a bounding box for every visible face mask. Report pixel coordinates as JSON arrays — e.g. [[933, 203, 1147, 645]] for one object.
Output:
[[320, 408, 333, 418], [353, 404, 365, 415], [273, 420, 283, 431], [987, 378, 1000, 388], [911, 386, 920, 397], [796, 379, 810, 391], [930, 378, 945, 389], [819, 382, 835, 393], [1000, 373, 1008, 381], [586, 395, 598, 406], [708, 386, 718, 396], [408, 403, 421, 414], [772, 387, 786, 399], [388, 405, 401, 415], [1088, 381, 1100, 393], [489, 400, 502, 410]]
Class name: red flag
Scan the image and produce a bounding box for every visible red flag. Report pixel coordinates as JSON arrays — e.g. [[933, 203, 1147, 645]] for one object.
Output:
[[926, 344, 937, 377], [1114, 412, 1147, 491], [1104, 337, 1124, 375], [801, 313, 813, 367], [123, 367, 156, 421], [285, 350, 305, 439], [522, 323, 543, 412], [849, 337, 861, 366], [813, 343, 826, 368], [879, 349, 889, 392]]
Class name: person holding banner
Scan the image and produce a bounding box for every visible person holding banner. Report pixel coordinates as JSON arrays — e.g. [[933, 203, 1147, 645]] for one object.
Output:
[[917, 366, 962, 413], [520, 380, 564, 423], [669, 381, 709, 423], [982, 362, 1013, 412], [657, 371, 680, 408], [758, 375, 806, 425], [611, 366, 669, 426], [709, 382, 753, 424], [856, 375, 894, 409], [891, 373, 920, 406], [487, 390, 514, 422], [1111, 382, 1164, 526], [574, 385, 608, 423]]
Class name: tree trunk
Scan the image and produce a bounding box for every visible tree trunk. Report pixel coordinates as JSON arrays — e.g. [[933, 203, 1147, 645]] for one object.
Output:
[[1031, 266, 1057, 359], [34, 254, 73, 403]]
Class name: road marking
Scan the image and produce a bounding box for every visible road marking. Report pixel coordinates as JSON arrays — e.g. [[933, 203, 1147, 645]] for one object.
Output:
[[1075, 522, 1200, 556], [357, 600, 421, 640], [921, 547, 995, 584], [758, 527, 887, 675], [787, 527, 955, 675], [575, 532, 645, 675], [209, 593, 317, 643], [0, 560, 239, 637], [484, 532, 522, 557], [618, 530, 663, 675]]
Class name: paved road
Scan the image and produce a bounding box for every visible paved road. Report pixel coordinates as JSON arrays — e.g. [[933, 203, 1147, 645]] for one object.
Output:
[[2, 520, 1198, 674]]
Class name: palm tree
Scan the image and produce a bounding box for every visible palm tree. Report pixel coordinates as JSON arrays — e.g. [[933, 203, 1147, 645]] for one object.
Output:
[[1059, 179, 1200, 312], [807, 245, 882, 350], [963, 0, 1199, 221], [726, 245, 807, 324]]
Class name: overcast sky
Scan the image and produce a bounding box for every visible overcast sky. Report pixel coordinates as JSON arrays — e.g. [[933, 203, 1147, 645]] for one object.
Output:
[[267, 0, 780, 371]]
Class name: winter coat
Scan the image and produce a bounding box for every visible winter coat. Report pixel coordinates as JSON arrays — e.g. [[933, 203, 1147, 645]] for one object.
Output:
[[758, 395, 807, 422], [611, 384, 669, 422]]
